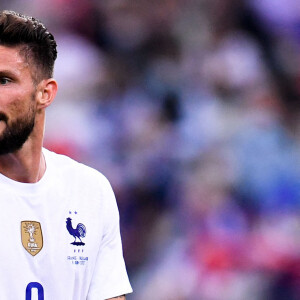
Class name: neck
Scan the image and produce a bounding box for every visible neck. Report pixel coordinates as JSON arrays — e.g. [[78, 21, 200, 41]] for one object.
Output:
[[0, 147, 46, 183], [0, 116, 46, 183]]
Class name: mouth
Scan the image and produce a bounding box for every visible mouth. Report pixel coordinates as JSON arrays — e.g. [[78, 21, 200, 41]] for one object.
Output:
[[0, 113, 7, 122]]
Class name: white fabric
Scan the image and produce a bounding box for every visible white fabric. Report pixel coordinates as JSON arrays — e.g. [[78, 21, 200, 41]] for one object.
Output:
[[0, 148, 132, 300]]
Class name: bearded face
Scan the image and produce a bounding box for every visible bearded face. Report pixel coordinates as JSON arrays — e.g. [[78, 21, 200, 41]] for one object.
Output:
[[0, 45, 41, 156], [0, 95, 36, 155]]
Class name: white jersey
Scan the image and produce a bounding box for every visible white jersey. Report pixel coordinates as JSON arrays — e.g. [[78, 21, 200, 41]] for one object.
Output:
[[0, 148, 132, 300]]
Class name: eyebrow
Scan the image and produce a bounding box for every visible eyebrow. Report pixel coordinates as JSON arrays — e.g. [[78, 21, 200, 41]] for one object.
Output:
[[0, 70, 19, 78]]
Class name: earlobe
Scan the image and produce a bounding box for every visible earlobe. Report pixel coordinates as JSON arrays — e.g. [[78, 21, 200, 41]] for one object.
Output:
[[37, 79, 58, 109]]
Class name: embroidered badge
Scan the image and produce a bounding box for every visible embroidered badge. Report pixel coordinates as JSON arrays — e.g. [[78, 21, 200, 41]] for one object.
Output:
[[66, 217, 86, 246], [21, 221, 43, 256]]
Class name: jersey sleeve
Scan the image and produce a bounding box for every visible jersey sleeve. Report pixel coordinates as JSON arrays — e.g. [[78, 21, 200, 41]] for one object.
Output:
[[87, 176, 133, 300]]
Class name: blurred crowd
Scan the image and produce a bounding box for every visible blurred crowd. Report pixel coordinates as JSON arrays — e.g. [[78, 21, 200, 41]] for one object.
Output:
[[2, 0, 300, 299]]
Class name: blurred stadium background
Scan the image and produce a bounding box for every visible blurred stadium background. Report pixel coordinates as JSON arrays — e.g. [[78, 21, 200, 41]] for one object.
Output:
[[2, 0, 300, 299]]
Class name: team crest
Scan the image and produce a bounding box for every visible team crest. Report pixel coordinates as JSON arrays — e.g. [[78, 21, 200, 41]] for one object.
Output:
[[66, 217, 86, 246], [21, 221, 43, 256]]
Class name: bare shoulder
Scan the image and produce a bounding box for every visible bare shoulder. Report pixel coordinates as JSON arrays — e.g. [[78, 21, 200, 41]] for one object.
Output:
[[106, 296, 126, 300]]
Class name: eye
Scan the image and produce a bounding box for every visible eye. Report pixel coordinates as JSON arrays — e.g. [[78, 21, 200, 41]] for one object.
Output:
[[0, 77, 11, 85]]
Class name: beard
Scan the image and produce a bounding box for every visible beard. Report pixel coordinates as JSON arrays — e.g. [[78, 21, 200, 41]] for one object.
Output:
[[0, 102, 36, 155]]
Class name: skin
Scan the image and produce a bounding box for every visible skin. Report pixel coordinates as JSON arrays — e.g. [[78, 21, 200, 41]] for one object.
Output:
[[0, 45, 57, 183], [107, 296, 126, 300]]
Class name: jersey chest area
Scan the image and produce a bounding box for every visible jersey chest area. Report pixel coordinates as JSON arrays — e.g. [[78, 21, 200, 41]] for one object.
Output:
[[0, 193, 104, 299], [0, 210, 102, 262]]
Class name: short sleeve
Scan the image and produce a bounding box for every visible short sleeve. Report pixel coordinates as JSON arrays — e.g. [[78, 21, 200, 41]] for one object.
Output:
[[87, 177, 133, 300]]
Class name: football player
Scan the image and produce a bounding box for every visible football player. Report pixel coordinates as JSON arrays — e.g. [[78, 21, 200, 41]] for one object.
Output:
[[0, 10, 132, 300]]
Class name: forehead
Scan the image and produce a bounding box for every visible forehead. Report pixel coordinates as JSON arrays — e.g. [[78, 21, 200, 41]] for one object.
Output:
[[0, 45, 31, 75]]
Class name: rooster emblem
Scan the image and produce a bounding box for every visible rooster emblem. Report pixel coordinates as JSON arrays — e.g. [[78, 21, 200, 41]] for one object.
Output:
[[66, 217, 86, 246]]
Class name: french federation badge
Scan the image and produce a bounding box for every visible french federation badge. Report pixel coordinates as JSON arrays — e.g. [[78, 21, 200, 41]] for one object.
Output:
[[66, 212, 88, 266], [21, 221, 43, 256], [66, 217, 86, 246]]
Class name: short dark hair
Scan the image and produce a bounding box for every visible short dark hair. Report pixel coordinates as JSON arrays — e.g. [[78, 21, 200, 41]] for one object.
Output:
[[0, 10, 57, 83]]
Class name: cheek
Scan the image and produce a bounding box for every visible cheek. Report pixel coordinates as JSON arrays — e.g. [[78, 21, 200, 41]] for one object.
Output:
[[6, 94, 35, 122], [7, 98, 25, 116]]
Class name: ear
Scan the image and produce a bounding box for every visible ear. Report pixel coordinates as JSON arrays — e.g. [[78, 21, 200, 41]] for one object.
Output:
[[36, 78, 58, 110]]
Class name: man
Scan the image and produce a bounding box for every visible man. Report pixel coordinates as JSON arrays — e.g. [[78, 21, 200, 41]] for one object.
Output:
[[0, 10, 132, 300]]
